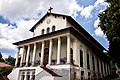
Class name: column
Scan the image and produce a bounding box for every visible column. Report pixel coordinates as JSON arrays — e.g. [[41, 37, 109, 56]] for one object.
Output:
[[48, 39, 52, 65], [20, 46, 25, 67], [26, 45, 30, 66], [15, 47, 20, 67], [30, 72, 33, 80], [57, 37, 61, 64], [24, 72, 27, 80], [67, 36, 71, 63], [73, 39, 77, 65], [32, 43, 37, 66], [40, 41, 45, 66]]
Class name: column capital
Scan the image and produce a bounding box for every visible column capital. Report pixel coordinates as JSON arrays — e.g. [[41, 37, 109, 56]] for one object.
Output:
[[28, 44, 31, 47], [67, 35, 70, 38], [33, 42, 37, 45], [42, 41, 44, 44], [58, 37, 61, 40]]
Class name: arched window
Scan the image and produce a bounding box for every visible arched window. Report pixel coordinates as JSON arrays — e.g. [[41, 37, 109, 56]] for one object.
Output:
[[47, 27, 50, 33], [41, 29, 45, 35], [52, 25, 55, 32]]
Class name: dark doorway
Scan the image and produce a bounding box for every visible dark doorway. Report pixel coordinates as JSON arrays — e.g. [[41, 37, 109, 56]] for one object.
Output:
[[43, 48, 49, 66]]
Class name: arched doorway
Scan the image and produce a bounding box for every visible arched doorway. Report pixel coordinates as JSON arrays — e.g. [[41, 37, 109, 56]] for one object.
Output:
[[43, 48, 49, 66]]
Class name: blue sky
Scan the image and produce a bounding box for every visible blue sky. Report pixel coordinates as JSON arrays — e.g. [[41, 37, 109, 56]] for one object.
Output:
[[0, 0, 108, 58]]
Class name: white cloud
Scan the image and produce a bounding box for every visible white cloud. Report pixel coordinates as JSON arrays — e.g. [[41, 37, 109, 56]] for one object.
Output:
[[69, 0, 83, 18], [0, 0, 82, 21], [0, 19, 37, 50], [80, 5, 94, 18], [80, 0, 108, 19], [94, 18, 104, 37], [94, 27, 104, 37], [0, 0, 42, 21], [94, 18, 100, 28], [95, 0, 108, 7], [1, 52, 9, 59]]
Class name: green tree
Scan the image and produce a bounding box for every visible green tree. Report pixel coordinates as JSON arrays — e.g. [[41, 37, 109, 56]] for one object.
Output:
[[5, 56, 15, 66], [99, 0, 120, 67], [0, 66, 13, 75], [0, 52, 5, 62]]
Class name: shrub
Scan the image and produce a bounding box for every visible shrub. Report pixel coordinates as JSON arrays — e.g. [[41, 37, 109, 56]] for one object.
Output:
[[0, 66, 13, 75]]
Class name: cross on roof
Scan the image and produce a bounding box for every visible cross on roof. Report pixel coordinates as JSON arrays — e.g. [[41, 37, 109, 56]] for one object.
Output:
[[48, 7, 53, 13]]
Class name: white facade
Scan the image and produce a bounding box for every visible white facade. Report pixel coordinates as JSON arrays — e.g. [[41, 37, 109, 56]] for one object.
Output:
[[8, 12, 111, 80]]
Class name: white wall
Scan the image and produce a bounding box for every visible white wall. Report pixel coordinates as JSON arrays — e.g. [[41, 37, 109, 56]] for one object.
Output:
[[34, 15, 67, 37], [40, 76, 54, 80]]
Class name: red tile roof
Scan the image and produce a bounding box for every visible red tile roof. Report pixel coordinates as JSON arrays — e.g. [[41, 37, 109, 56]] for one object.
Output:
[[0, 62, 11, 67]]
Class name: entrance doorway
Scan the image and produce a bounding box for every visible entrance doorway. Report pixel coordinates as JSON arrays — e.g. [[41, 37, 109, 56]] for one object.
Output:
[[43, 48, 49, 66]]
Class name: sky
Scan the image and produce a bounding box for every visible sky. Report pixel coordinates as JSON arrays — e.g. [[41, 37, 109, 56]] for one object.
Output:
[[0, 0, 109, 58]]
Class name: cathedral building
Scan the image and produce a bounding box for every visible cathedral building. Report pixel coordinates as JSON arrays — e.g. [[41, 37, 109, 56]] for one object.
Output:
[[8, 12, 111, 80]]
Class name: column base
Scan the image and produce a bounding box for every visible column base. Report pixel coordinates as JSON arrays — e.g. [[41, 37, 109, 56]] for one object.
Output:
[[66, 62, 71, 64], [25, 62, 28, 67], [20, 63, 23, 67], [46, 64, 50, 66], [31, 62, 35, 67], [40, 64, 44, 67]]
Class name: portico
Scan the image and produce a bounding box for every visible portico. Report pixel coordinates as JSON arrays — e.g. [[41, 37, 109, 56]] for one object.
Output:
[[15, 35, 74, 67]]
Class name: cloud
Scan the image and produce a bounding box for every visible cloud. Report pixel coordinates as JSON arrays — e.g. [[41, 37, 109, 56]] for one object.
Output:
[[94, 18, 100, 28], [94, 27, 104, 37], [0, 0, 82, 21], [94, 18, 104, 37], [80, 5, 94, 18], [1, 52, 9, 59], [69, 0, 83, 18], [80, 0, 108, 18], [0, 19, 37, 50], [0, 0, 42, 21]]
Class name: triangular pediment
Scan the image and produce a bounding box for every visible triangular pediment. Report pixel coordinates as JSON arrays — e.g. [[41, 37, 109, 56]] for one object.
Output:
[[29, 12, 69, 32]]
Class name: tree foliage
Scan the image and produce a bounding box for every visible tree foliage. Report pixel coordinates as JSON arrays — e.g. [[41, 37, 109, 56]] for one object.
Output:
[[0, 52, 5, 62], [5, 56, 15, 66], [0, 66, 13, 75], [99, 0, 120, 66]]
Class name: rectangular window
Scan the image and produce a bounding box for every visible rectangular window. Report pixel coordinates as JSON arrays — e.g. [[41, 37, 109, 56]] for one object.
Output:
[[32, 75, 35, 80], [92, 56, 95, 71], [87, 54, 90, 69], [80, 50, 83, 67], [21, 75, 25, 80], [88, 72, 91, 80], [26, 75, 30, 80], [81, 71, 84, 80]]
